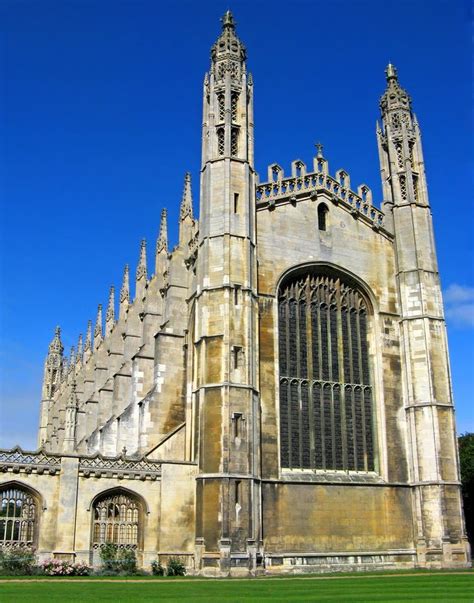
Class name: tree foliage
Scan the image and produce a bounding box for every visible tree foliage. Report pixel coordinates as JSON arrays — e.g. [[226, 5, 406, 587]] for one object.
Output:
[[458, 432, 474, 544]]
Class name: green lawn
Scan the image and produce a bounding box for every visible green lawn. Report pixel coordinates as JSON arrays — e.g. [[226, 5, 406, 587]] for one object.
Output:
[[0, 573, 473, 602]]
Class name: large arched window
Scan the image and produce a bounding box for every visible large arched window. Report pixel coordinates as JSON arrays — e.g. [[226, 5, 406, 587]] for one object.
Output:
[[92, 490, 142, 549], [278, 270, 375, 472], [0, 485, 37, 546]]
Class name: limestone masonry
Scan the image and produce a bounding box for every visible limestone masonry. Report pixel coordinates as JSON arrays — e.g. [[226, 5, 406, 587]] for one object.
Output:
[[0, 12, 470, 575]]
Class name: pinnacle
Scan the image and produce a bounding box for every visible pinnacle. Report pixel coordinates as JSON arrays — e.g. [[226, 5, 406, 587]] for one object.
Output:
[[180, 172, 193, 221], [157, 209, 168, 254], [120, 264, 130, 303], [136, 239, 148, 281]]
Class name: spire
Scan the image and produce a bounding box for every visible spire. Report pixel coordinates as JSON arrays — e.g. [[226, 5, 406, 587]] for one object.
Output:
[[94, 304, 103, 349], [157, 209, 168, 254], [180, 173, 193, 221], [119, 265, 130, 319], [84, 320, 92, 351], [136, 239, 147, 281], [106, 285, 115, 333], [380, 63, 412, 117], [48, 326, 64, 355], [211, 10, 246, 69]]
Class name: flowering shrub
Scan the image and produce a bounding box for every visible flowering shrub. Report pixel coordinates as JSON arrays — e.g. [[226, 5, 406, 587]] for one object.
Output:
[[0, 547, 37, 575], [40, 559, 91, 576]]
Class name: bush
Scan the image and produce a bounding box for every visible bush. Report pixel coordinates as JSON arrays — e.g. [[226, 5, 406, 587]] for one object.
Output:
[[99, 543, 118, 572], [117, 548, 137, 574], [0, 547, 37, 575], [166, 557, 186, 576], [151, 559, 165, 575], [99, 543, 137, 575], [40, 559, 92, 576]]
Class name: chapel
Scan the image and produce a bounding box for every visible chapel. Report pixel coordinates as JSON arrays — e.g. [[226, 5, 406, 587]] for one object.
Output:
[[0, 12, 470, 574]]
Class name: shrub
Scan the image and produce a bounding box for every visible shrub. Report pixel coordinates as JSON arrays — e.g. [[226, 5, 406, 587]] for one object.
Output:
[[166, 557, 186, 576], [99, 542, 118, 572], [0, 547, 37, 575], [40, 559, 92, 576], [99, 543, 137, 575], [117, 548, 137, 574], [151, 559, 165, 575]]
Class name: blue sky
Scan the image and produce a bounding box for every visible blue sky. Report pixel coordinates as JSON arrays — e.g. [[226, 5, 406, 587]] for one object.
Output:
[[0, 0, 472, 449]]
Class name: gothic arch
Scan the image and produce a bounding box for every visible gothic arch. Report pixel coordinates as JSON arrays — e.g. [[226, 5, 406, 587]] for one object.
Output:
[[89, 487, 147, 553], [0, 481, 42, 547], [275, 264, 380, 473]]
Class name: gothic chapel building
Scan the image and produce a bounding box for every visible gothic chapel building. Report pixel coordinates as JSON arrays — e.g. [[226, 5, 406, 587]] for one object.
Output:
[[0, 13, 470, 574]]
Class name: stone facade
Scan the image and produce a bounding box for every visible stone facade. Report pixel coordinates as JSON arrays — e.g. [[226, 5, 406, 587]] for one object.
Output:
[[0, 13, 470, 575]]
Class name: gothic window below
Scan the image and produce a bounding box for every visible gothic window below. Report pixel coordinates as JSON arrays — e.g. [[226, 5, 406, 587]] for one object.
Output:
[[0, 486, 37, 546], [92, 491, 141, 549], [278, 271, 375, 472]]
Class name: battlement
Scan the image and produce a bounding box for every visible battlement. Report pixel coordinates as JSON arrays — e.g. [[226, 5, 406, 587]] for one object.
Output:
[[256, 153, 387, 233]]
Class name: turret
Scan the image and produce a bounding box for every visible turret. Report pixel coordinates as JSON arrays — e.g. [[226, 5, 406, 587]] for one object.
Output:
[[38, 326, 64, 446], [194, 11, 261, 573], [377, 64, 470, 565]]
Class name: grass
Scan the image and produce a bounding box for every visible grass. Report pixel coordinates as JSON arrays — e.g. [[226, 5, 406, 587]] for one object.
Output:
[[0, 573, 473, 602]]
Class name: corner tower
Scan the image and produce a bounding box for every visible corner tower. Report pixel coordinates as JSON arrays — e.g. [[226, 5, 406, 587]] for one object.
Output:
[[377, 65, 470, 566], [194, 12, 261, 573]]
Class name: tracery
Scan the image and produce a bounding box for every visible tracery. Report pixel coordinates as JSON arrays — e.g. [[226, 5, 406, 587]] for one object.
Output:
[[278, 271, 375, 472]]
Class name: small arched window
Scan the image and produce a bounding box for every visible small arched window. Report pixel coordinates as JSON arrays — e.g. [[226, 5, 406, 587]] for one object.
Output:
[[0, 485, 38, 546], [92, 490, 142, 549], [278, 270, 375, 472], [318, 203, 329, 231]]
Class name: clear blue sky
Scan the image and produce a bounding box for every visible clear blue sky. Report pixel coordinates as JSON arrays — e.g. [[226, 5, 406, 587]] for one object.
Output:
[[0, 0, 472, 449]]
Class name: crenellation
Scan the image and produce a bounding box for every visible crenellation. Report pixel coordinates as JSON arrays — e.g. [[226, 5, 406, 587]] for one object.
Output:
[[256, 159, 386, 233]]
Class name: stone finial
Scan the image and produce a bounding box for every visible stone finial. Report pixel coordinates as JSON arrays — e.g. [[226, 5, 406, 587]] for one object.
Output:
[[156, 209, 168, 254], [106, 285, 115, 327], [180, 173, 193, 221], [385, 62, 398, 82], [221, 9, 235, 30], [136, 239, 147, 281], [84, 320, 92, 351], [315, 142, 324, 158], [120, 265, 130, 304]]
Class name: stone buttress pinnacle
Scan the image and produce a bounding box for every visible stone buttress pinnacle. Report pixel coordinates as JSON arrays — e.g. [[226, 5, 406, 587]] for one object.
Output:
[[136, 239, 147, 281], [156, 209, 168, 254], [84, 320, 92, 351], [94, 304, 103, 338], [120, 265, 130, 304], [106, 285, 115, 324], [180, 173, 193, 221]]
